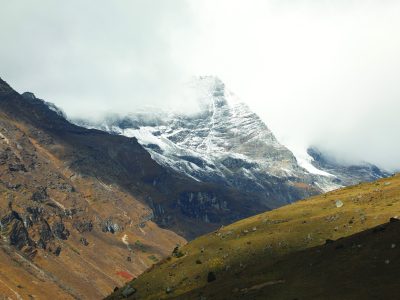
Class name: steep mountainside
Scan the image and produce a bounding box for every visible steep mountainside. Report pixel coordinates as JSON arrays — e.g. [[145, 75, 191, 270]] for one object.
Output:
[[0, 78, 188, 299], [77, 76, 387, 209], [108, 174, 400, 300], [0, 77, 285, 242]]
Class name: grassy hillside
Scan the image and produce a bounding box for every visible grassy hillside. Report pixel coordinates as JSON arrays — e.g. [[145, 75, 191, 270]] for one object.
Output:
[[107, 173, 400, 299]]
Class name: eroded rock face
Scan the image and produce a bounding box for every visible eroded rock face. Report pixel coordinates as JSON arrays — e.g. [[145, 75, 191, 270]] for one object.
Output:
[[0, 211, 32, 250], [73, 219, 93, 233], [52, 221, 70, 240], [178, 191, 227, 223], [31, 187, 49, 202]]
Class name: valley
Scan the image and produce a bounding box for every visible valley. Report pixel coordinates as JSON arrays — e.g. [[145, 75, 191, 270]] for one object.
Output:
[[0, 76, 395, 299]]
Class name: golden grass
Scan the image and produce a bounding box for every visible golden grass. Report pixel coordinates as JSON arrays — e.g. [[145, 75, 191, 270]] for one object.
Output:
[[107, 174, 400, 299]]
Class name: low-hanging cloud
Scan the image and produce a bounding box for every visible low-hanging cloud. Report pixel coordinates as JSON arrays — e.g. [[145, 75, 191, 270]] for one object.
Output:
[[0, 0, 201, 116], [1, 0, 399, 171]]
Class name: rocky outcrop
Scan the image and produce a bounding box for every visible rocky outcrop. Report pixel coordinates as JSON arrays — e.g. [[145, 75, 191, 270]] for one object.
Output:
[[31, 186, 49, 202], [177, 191, 228, 223], [101, 218, 121, 234], [0, 211, 32, 250], [52, 221, 70, 240]]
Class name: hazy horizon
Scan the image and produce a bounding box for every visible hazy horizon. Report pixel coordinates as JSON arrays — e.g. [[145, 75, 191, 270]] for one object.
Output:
[[1, 0, 400, 171]]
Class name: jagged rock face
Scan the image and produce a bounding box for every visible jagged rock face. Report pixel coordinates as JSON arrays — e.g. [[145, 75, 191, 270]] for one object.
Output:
[[0, 211, 32, 250], [77, 77, 324, 209], [78, 76, 389, 209], [307, 147, 390, 186], [177, 191, 226, 223]]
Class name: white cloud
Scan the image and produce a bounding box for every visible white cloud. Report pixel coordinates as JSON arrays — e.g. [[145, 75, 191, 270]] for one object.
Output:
[[1, 0, 399, 170]]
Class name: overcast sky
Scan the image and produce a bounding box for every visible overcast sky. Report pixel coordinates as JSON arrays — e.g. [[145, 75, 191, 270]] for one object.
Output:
[[1, 0, 400, 171]]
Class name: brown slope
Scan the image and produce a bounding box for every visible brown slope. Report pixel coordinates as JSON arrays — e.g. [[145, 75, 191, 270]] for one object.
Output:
[[107, 174, 400, 300], [0, 79, 185, 299]]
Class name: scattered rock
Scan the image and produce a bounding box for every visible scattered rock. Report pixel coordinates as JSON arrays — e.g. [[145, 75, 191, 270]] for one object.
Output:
[[52, 222, 70, 240], [9, 163, 27, 172], [40, 221, 53, 243], [207, 271, 216, 283], [122, 286, 136, 297], [31, 187, 48, 202], [6, 183, 22, 190], [165, 287, 173, 294], [325, 214, 340, 222], [80, 237, 89, 246], [101, 219, 120, 234], [73, 220, 93, 233], [26, 207, 44, 223], [172, 246, 185, 258], [335, 200, 344, 208], [53, 246, 62, 256]]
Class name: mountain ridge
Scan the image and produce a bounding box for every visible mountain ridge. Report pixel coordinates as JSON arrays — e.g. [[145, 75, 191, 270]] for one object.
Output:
[[76, 76, 388, 208]]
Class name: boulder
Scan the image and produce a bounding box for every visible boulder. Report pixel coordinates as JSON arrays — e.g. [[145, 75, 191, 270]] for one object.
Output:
[[31, 187, 48, 202], [207, 271, 216, 282], [52, 222, 70, 240], [122, 286, 136, 297]]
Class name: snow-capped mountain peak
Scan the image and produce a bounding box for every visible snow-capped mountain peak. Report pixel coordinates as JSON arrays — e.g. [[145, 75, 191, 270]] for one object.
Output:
[[74, 76, 387, 207]]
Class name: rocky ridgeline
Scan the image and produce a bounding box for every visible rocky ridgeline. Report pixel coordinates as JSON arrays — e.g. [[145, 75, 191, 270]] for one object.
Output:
[[77, 76, 388, 214]]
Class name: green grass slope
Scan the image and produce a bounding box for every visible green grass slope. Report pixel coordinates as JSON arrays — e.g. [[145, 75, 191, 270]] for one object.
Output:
[[107, 174, 400, 300]]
